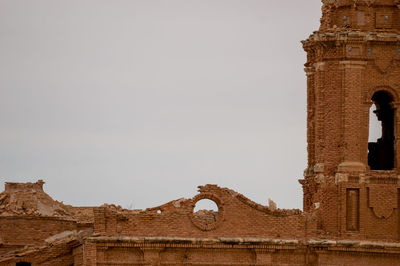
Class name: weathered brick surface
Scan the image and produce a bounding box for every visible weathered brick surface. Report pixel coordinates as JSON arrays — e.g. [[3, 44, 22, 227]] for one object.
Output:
[[0, 217, 77, 247], [93, 185, 305, 239], [3, 0, 400, 265], [301, 0, 400, 248]]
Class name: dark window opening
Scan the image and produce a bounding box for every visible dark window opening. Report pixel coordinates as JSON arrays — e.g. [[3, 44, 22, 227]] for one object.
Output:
[[16, 263, 31, 266], [368, 91, 395, 170]]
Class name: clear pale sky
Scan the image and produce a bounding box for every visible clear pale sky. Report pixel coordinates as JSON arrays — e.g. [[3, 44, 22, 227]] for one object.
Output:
[[0, 1, 323, 210]]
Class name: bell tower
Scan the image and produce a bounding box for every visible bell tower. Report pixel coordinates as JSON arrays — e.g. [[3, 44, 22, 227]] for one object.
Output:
[[302, 0, 400, 240]]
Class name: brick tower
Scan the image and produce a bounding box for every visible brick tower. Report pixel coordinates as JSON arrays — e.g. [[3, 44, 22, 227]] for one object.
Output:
[[301, 0, 400, 240]]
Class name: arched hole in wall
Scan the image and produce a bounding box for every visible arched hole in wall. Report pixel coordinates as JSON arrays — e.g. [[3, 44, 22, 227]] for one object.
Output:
[[369, 104, 382, 142], [368, 91, 395, 170], [193, 199, 219, 226]]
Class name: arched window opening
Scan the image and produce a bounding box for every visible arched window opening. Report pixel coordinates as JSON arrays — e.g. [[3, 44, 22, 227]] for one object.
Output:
[[368, 91, 395, 170]]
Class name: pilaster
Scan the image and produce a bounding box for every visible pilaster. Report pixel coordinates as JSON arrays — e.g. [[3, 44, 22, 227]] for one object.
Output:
[[338, 60, 368, 173]]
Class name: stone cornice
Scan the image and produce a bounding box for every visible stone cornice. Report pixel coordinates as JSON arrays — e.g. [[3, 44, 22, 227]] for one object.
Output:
[[303, 31, 400, 45], [321, 0, 400, 6], [88, 236, 301, 246], [88, 236, 400, 253]]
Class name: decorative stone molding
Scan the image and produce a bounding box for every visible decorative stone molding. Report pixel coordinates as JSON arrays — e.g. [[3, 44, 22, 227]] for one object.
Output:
[[313, 163, 326, 184], [322, 0, 377, 5], [305, 32, 400, 44], [368, 185, 397, 219], [314, 174, 326, 184], [358, 174, 367, 184], [337, 162, 366, 173], [339, 60, 368, 70], [314, 62, 326, 71], [335, 173, 349, 183], [314, 163, 325, 173], [304, 67, 315, 76], [321, 0, 340, 4]]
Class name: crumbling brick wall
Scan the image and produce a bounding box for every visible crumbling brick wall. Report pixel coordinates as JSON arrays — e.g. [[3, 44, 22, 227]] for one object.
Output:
[[94, 185, 306, 240], [4, 1, 400, 265]]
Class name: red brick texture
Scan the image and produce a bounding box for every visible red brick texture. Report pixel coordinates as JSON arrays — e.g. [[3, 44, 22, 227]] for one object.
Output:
[[301, 0, 400, 246], [93, 185, 306, 239], [3, 0, 400, 265]]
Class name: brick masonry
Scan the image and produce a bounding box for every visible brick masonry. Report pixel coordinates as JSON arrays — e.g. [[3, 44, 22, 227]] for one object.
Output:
[[3, 0, 400, 265]]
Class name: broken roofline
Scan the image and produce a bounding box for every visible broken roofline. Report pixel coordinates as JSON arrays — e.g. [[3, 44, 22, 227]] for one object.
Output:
[[102, 184, 302, 216]]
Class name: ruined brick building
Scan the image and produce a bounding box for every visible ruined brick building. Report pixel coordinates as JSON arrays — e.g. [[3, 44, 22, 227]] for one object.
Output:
[[3, 0, 400, 265]]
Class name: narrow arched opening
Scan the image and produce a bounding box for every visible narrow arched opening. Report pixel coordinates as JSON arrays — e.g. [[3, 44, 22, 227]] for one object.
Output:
[[368, 91, 395, 170]]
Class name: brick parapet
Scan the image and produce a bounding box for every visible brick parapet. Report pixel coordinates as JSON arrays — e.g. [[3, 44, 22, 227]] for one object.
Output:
[[94, 185, 306, 240]]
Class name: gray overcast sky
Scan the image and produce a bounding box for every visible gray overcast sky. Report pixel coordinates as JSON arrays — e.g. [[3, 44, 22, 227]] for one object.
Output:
[[0, 0, 322, 210]]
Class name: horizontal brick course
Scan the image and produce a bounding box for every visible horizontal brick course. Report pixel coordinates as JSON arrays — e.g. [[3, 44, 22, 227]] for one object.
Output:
[[3, 0, 400, 265]]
